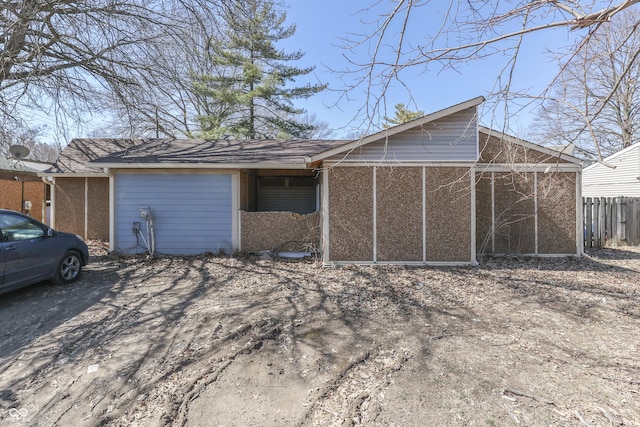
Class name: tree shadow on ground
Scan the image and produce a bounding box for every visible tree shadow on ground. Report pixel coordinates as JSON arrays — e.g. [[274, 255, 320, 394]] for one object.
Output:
[[1, 248, 638, 426]]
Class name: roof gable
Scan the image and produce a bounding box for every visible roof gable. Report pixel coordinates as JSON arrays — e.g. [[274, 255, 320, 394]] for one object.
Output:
[[478, 127, 582, 165], [308, 96, 485, 163], [583, 142, 640, 173]]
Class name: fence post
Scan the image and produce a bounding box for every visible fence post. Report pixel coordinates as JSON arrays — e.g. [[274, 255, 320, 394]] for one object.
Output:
[[630, 198, 640, 245], [605, 198, 612, 246], [585, 197, 593, 248], [611, 199, 619, 246], [593, 197, 600, 248], [599, 197, 604, 247]]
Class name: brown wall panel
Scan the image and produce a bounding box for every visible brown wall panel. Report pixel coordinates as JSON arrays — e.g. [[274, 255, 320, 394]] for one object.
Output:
[[493, 172, 535, 254], [54, 178, 86, 236], [87, 177, 109, 239], [241, 211, 320, 252], [538, 172, 577, 254], [425, 168, 472, 262], [328, 167, 373, 261], [376, 167, 423, 261], [479, 133, 571, 164], [475, 172, 493, 255], [240, 171, 250, 211], [0, 174, 23, 212], [0, 174, 47, 222]]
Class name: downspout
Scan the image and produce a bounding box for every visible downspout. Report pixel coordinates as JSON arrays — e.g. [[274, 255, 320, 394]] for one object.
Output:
[[108, 169, 116, 253], [85, 177, 89, 240]]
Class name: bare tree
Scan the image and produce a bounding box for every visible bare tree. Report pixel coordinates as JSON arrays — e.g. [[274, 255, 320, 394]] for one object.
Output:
[[533, 9, 640, 158], [298, 112, 335, 139], [0, 118, 59, 161], [337, 0, 640, 158], [0, 0, 224, 142]]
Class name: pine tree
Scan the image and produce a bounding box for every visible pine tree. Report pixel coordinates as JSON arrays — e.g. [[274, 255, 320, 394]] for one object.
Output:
[[383, 103, 424, 128], [194, 0, 326, 139]]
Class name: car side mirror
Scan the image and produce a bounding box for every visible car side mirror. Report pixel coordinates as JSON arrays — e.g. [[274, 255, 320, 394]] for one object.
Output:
[[47, 228, 55, 237]]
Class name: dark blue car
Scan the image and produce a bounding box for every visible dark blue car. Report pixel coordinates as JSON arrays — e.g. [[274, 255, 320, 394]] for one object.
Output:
[[0, 209, 89, 295]]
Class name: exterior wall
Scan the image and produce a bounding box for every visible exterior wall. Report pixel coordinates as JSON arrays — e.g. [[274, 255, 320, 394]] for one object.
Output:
[[475, 173, 493, 254], [53, 177, 109, 239], [114, 172, 234, 255], [0, 173, 48, 222], [582, 145, 640, 197], [475, 170, 579, 256], [476, 129, 580, 256], [538, 172, 577, 254], [325, 165, 474, 264], [425, 167, 472, 262], [240, 211, 320, 252], [54, 177, 86, 236], [87, 177, 110, 239], [376, 167, 423, 261], [327, 167, 374, 261], [326, 109, 478, 163], [493, 172, 535, 254]]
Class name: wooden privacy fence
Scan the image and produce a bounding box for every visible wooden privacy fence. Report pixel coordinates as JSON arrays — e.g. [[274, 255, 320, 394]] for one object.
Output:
[[583, 197, 640, 248]]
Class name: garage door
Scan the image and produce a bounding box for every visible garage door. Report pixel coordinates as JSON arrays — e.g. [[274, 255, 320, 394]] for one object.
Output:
[[115, 173, 233, 255]]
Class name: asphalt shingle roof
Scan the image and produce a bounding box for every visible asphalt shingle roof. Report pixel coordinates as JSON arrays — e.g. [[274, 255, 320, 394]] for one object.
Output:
[[47, 138, 350, 174], [0, 158, 40, 173]]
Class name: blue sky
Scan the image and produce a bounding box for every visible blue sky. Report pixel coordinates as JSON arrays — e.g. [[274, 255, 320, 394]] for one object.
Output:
[[281, 1, 580, 137], [27, 1, 583, 142]]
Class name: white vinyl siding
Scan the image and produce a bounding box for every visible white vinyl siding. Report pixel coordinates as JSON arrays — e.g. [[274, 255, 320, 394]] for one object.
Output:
[[582, 145, 640, 197], [114, 173, 233, 255], [327, 109, 478, 163]]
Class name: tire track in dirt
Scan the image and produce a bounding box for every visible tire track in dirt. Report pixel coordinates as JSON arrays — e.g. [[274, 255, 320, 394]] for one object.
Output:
[[98, 316, 285, 427], [168, 318, 283, 427], [298, 348, 410, 426]]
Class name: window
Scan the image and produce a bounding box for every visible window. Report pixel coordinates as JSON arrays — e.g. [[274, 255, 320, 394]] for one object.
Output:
[[257, 176, 317, 214], [0, 213, 45, 241]]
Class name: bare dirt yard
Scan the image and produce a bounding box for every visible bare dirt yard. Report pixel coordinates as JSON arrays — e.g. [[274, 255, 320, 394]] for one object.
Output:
[[1, 245, 639, 427]]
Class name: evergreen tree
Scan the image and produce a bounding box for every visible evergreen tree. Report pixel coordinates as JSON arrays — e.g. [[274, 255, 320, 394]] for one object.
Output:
[[194, 0, 326, 139], [383, 104, 424, 128]]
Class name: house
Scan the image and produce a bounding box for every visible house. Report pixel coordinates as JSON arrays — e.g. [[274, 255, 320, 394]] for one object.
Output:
[[0, 158, 52, 223], [43, 97, 583, 264], [582, 143, 640, 198]]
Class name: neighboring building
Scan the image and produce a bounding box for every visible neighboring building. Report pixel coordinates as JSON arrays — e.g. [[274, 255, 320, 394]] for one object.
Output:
[[42, 97, 583, 263], [582, 143, 640, 198], [0, 158, 51, 223]]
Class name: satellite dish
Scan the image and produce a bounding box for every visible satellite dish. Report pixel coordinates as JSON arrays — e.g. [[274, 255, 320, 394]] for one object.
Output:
[[9, 145, 30, 159]]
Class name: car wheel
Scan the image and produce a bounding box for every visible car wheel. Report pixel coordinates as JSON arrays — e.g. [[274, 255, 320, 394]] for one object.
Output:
[[53, 251, 83, 285]]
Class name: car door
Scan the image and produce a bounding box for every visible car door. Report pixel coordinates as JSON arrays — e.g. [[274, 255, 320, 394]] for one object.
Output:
[[0, 212, 58, 290], [0, 233, 6, 292]]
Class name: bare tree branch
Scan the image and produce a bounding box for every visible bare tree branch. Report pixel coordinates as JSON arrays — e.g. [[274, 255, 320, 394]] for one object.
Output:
[[337, 0, 640, 140]]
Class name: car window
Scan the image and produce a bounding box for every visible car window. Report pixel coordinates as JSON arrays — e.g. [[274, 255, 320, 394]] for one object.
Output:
[[0, 213, 45, 241]]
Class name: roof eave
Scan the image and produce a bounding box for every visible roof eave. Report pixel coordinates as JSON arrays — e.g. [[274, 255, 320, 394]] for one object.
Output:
[[85, 161, 310, 170], [38, 171, 110, 178]]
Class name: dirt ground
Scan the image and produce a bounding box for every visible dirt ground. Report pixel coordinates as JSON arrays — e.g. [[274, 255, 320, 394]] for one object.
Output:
[[1, 244, 639, 427]]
